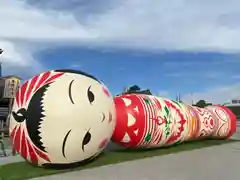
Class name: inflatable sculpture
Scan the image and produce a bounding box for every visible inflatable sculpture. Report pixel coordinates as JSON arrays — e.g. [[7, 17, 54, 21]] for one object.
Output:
[[9, 69, 116, 168], [112, 94, 236, 148]]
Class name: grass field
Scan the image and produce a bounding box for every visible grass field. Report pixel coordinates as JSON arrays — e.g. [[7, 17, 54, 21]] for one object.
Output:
[[0, 139, 238, 180]]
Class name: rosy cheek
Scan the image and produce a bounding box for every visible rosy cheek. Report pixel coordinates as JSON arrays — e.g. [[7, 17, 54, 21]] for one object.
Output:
[[102, 86, 110, 97], [108, 111, 113, 123], [98, 138, 109, 149]]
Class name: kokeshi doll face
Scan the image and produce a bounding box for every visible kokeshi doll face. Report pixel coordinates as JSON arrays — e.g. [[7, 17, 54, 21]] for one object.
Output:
[[9, 69, 116, 167]]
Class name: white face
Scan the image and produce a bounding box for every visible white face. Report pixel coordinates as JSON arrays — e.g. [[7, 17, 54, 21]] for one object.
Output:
[[39, 72, 116, 164]]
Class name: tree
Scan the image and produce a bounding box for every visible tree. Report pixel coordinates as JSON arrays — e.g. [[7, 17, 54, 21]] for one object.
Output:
[[123, 85, 152, 95], [143, 89, 152, 95], [128, 85, 141, 93], [195, 100, 207, 108], [134, 88, 152, 95]]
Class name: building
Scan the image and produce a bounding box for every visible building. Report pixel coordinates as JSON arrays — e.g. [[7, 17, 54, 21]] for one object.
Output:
[[230, 99, 240, 105], [0, 75, 21, 131], [0, 75, 21, 99], [225, 99, 240, 119]]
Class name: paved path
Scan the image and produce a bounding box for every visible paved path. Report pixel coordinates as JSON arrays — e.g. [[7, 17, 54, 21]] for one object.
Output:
[[0, 153, 23, 165], [31, 141, 240, 180], [0, 147, 24, 165], [31, 128, 240, 180], [2, 127, 240, 180]]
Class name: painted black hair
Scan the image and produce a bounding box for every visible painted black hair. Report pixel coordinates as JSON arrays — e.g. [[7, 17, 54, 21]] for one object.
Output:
[[55, 69, 100, 83], [25, 83, 52, 152]]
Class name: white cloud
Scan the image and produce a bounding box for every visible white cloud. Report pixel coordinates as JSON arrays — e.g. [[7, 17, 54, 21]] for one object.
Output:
[[163, 71, 224, 79], [231, 74, 240, 79], [0, 40, 44, 78], [182, 83, 240, 104], [69, 64, 82, 69], [0, 0, 94, 77], [89, 0, 240, 52], [3, 0, 240, 48], [0, 1, 94, 40], [2, 0, 240, 78], [0, 41, 42, 67], [164, 73, 183, 77], [157, 90, 170, 98], [203, 72, 223, 79]]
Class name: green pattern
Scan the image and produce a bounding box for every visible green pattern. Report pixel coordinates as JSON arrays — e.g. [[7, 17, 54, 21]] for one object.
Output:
[[174, 140, 182, 145], [164, 106, 169, 115], [172, 100, 183, 110], [144, 97, 152, 142], [163, 106, 171, 137], [145, 133, 151, 142], [144, 98, 151, 104]]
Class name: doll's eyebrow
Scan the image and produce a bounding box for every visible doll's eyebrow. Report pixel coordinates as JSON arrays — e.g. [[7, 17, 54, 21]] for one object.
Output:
[[68, 80, 75, 104]]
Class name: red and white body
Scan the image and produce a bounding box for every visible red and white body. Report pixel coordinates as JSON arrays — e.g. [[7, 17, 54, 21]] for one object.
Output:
[[112, 94, 236, 148]]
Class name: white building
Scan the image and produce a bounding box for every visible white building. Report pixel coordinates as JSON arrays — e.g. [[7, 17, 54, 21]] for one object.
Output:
[[225, 99, 240, 107]]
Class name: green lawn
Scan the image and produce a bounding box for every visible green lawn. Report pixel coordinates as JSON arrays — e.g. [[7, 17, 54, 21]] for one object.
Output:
[[0, 139, 238, 180]]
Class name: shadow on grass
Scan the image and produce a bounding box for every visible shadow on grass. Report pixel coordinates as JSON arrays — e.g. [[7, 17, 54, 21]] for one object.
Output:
[[113, 139, 239, 153], [0, 139, 239, 180]]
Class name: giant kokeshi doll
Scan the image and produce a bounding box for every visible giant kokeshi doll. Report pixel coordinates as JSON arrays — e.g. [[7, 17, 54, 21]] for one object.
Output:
[[112, 94, 236, 148], [9, 69, 116, 168]]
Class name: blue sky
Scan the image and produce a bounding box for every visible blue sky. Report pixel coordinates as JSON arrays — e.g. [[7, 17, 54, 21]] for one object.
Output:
[[1, 0, 240, 103], [35, 48, 240, 99]]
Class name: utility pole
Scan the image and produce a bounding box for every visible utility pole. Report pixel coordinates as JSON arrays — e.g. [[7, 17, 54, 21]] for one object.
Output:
[[0, 48, 6, 156], [191, 92, 194, 105], [176, 92, 180, 101], [122, 87, 127, 94], [0, 49, 3, 77]]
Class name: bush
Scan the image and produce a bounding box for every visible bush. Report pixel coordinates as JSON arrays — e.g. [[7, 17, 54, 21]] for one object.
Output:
[[227, 106, 240, 119]]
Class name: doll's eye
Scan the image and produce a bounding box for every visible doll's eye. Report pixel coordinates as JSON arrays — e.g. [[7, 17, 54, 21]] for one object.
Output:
[[87, 86, 95, 104]]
